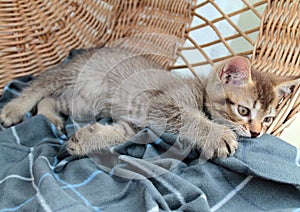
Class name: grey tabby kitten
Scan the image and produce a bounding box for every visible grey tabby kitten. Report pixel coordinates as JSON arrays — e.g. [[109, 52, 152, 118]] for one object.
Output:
[[1, 48, 299, 159]]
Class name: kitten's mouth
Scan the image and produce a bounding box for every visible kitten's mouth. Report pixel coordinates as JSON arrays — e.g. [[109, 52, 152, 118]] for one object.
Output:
[[235, 127, 263, 138], [233, 125, 251, 137], [209, 117, 264, 138], [235, 130, 250, 137]]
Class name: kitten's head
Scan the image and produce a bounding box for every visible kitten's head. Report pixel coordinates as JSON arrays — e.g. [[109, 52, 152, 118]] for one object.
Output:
[[205, 56, 300, 138]]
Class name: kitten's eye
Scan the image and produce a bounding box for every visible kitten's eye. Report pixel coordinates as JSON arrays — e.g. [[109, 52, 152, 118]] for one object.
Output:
[[263, 117, 273, 124], [238, 105, 250, 116]]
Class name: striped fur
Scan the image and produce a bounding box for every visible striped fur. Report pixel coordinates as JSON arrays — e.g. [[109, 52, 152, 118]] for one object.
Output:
[[1, 48, 299, 159]]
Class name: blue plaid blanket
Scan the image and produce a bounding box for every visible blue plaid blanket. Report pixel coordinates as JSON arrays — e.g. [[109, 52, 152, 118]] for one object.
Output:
[[0, 77, 299, 212]]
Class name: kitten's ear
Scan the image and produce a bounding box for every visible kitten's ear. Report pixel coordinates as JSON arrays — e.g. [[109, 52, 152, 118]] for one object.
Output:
[[271, 75, 300, 97], [219, 56, 251, 86]]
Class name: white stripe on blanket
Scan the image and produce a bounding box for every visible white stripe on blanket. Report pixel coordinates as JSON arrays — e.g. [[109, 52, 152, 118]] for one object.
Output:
[[29, 148, 52, 212], [0, 175, 32, 185], [211, 175, 253, 212], [12, 126, 20, 144]]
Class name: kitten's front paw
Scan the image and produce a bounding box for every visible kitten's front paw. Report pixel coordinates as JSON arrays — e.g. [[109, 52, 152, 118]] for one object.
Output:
[[67, 135, 85, 156], [0, 102, 25, 127], [200, 125, 238, 159], [43, 113, 64, 130], [67, 125, 98, 156]]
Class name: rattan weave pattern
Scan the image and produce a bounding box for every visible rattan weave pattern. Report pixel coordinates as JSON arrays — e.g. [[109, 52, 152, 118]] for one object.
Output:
[[0, 0, 192, 90], [0, 0, 121, 86]]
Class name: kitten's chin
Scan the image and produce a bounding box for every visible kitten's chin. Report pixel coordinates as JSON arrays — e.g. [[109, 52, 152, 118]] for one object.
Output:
[[235, 130, 250, 138], [232, 126, 251, 138], [236, 131, 264, 138], [229, 123, 265, 139]]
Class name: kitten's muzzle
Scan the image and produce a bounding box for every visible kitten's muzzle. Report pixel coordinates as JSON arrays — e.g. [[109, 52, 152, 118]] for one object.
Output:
[[250, 130, 260, 138]]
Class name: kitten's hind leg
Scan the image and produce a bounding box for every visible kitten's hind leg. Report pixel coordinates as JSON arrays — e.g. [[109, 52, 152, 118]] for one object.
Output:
[[37, 97, 64, 130], [67, 121, 135, 156], [0, 87, 45, 127]]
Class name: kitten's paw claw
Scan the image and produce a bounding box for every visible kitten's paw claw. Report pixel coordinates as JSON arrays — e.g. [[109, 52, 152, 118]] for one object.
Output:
[[45, 114, 64, 130], [67, 135, 84, 156], [67, 126, 95, 156], [200, 125, 238, 159], [217, 130, 238, 158], [67, 123, 105, 156]]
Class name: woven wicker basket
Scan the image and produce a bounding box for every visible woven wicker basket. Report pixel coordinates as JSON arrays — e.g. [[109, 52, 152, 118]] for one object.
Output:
[[0, 0, 299, 136]]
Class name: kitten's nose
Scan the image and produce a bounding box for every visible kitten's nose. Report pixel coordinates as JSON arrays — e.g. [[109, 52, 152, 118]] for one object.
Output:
[[250, 131, 260, 138]]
